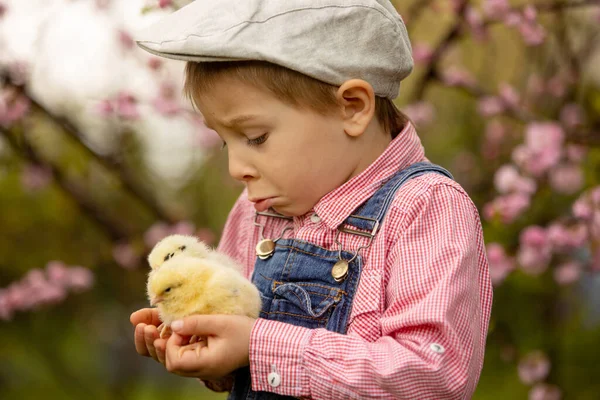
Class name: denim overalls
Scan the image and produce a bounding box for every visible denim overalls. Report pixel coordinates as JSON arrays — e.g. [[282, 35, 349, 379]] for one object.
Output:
[[229, 162, 453, 400]]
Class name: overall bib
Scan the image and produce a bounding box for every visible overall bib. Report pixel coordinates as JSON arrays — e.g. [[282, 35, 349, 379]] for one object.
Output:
[[229, 162, 453, 400]]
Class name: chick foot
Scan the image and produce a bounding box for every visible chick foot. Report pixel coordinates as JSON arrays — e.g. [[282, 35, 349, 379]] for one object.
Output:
[[157, 323, 172, 339], [178, 340, 207, 358]]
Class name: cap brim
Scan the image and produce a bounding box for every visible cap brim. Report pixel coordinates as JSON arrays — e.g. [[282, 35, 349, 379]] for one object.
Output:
[[137, 42, 248, 63]]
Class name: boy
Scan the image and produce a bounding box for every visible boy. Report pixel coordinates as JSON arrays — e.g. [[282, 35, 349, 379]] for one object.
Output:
[[130, 1, 493, 399]]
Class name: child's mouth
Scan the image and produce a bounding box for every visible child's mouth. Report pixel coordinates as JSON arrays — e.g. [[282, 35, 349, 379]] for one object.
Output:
[[253, 197, 276, 212]]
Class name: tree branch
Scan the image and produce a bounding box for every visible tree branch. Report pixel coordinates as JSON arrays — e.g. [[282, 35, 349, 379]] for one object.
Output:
[[0, 126, 131, 242], [2, 75, 178, 225]]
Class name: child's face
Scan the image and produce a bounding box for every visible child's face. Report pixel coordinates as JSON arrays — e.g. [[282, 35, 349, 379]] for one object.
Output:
[[197, 77, 361, 217]]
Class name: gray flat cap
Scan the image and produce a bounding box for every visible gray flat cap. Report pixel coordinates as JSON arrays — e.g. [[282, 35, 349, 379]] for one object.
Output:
[[134, 0, 413, 99]]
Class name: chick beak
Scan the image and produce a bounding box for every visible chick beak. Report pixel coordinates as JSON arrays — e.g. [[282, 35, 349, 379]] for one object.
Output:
[[150, 296, 164, 306]]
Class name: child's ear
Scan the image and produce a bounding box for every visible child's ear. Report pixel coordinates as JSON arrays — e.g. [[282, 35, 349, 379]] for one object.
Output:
[[336, 79, 376, 138]]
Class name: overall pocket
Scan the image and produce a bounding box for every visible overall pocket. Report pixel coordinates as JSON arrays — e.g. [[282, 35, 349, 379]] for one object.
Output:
[[267, 281, 344, 329]]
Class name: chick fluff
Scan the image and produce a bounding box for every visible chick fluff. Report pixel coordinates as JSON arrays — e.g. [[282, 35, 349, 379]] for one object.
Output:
[[147, 234, 242, 272], [147, 254, 262, 356], [147, 234, 212, 270]]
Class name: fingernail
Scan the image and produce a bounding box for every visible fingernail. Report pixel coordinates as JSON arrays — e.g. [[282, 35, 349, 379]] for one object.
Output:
[[172, 320, 183, 331]]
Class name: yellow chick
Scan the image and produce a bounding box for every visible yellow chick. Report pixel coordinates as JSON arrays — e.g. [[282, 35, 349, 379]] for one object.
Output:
[[147, 234, 212, 270], [146, 255, 262, 356], [147, 234, 242, 271]]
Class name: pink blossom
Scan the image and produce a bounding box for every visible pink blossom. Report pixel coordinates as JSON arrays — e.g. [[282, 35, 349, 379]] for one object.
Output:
[[403, 102, 436, 126], [504, 11, 522, 27], [560, 104, 585, 129], [549, 164, 584, 195], [547, 223, 587, 251], [483, 0, 510, 19], [483, 192, 530, 224], [486, 243, 515, 285], [523, 5, 538, 22], [0, 291, 12, 320], [477, 96, 505, 117], [518, 22, 546, 46], [591, 210, 600, 239], [0, 90, 31, 127], [95, 100, 114, 118], [521, 226, 548, 247], [172, 220, 196, 236], [499, 83, 520, 109], [0, 2, 6, 18], [148, 58, 163, 71], [67, 267, 94, 292], [553, 261, 582, 285], [112, 242, 140, 269], [0, 264, 94, 319], [566, 145, 587, 163], [412, 43, 434, 64], [116, 92, 140, 120], [152, 82, 181, 116], [513, 123, 564, 177], [482, 121, 506, 160], [441, 67, 477, 88], [46, 261, 70, 287], [35, 284, 67, 306], [525, 122, 564, 151], [494, 165, 536, 195], [529, 383, 562, 400], [572, 196, 593, 220], [518, 351, 551, 384], [592, 187, 600, 206], [158, 0, 173, 8], [465, 7, 487, 41], [144, 221, 197, 248], [118, 29, 135, 50], [144, 222, 171, 247], [518, 226, 552, 275], [20, 164, 53, 192]]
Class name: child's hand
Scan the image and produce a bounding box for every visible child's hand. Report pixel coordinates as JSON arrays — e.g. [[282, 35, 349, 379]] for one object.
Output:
[[165, 314, 256, 380], [130, 308, 168, 364]]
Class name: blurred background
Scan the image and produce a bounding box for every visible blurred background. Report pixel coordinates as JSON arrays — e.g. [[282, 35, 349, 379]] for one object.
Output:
[[1, 0, 599, 399]]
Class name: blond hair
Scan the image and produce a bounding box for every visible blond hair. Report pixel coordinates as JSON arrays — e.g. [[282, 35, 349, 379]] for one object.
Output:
[[183, 61, 408, 138]]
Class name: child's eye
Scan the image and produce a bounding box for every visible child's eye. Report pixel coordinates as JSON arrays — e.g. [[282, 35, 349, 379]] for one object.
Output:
[[247, 133, 268, 147]]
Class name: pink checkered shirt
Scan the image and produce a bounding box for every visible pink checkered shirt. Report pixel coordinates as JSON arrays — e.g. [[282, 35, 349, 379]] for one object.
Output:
[[217, 122, 493, 399]]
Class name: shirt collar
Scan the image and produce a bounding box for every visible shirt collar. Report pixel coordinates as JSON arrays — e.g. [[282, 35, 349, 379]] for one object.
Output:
[[310, 122, 425, 230]]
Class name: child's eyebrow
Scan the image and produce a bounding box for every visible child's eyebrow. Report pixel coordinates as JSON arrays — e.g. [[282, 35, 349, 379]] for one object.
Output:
[[224, 114, 261, 128]]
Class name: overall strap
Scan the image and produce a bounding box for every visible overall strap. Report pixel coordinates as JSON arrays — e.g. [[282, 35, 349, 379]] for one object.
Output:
[[343, 162, 454, 233]]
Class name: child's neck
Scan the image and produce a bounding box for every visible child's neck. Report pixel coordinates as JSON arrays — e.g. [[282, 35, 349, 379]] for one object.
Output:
[[346, 123, 393, 181]]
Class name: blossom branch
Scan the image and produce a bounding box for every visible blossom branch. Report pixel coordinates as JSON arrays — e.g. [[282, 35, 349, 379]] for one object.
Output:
[[0, 126, 131, 242], [2, 75, 178, 225]]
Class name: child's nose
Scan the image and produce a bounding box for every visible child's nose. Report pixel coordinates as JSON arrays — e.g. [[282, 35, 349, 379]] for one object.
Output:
[[228, 151, 257, 182]]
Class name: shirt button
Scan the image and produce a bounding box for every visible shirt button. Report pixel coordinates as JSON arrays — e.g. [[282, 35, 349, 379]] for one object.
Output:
[[268, 372, 281, 388], [430, 343, 445, 354], [310, 213, 321, 223]]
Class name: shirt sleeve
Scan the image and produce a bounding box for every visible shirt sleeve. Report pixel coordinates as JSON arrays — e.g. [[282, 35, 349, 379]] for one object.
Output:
[[248, 182, 493, 399]]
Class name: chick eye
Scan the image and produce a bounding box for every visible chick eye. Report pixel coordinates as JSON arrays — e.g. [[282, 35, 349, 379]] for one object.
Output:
[[179, 245, 186, 251], [165, 288, 171, 293]]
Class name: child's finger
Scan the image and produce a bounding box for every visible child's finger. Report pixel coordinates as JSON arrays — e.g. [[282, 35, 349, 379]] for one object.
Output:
[[134, 323, 150, 357], [154, 338, 167, 364], [130, 308, 161, 326], [144, 325, 160, 362]]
